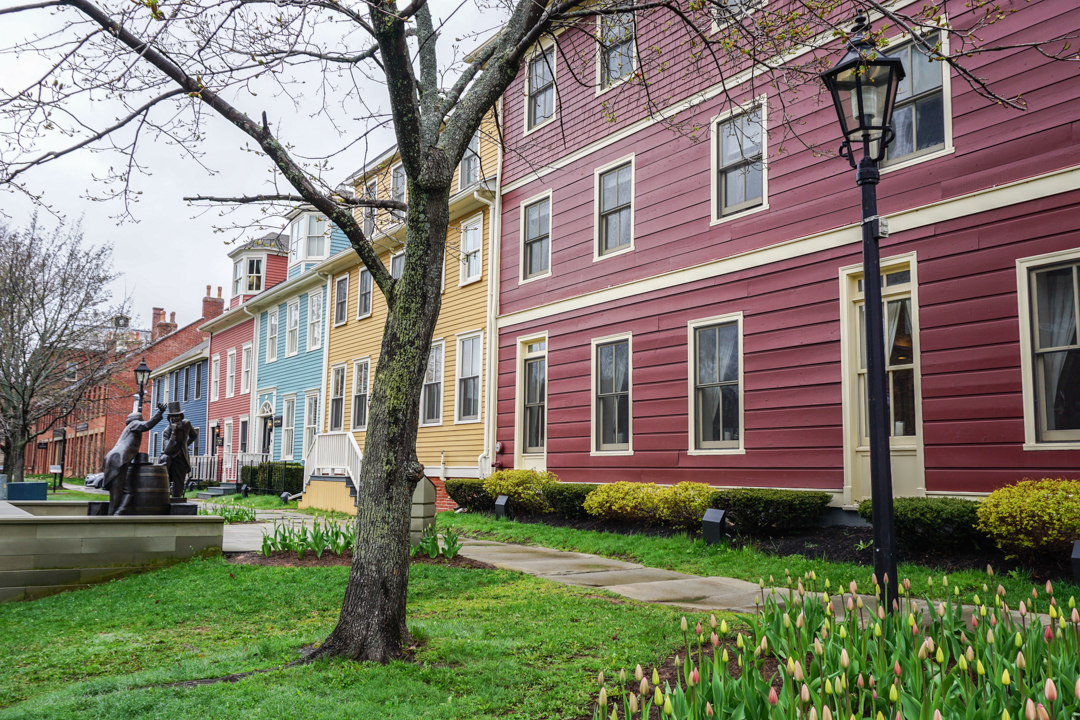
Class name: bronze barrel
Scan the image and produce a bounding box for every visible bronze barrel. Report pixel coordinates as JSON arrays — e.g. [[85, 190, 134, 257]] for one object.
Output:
[[126, 461, 171, 515]]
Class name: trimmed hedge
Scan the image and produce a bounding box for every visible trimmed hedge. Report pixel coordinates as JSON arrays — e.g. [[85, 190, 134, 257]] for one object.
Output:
[[483, 469, 558, 514], [857, 496, 987, 552], [709, 488, 832, 535], [656, 482, 716, 531], [977, 478, 1080, 558], [543, 483, 599, 520], [444, 478, 494, 512], [239, 462, 304, 495], [583, 482, 662, 524]]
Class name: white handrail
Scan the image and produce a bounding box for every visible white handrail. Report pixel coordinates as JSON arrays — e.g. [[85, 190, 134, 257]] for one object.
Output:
[[302, 432, 362, 492]]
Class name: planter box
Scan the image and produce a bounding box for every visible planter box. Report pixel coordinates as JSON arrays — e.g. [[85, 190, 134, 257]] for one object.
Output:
[[8, 482, 46, 501]]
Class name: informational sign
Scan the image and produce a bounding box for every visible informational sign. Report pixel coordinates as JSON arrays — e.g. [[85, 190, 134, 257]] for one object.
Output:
[[76, 422, 89, 432], [49, 465, 62, 474], [273, 416, 283, 428], [52, 429, 66, 439], [37, 442, 47, 450]]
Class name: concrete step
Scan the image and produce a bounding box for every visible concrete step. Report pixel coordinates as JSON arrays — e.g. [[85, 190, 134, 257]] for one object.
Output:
[[200, 486, 236, 497]]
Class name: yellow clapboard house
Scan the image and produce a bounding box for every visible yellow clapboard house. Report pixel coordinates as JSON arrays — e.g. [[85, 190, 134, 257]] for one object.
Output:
[[300, 113, 501, 514]]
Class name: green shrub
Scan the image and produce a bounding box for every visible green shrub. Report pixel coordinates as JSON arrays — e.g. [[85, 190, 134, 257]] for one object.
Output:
[[482, 469, 558, 514], [543, 483, 599, 520], [239, 462, 304, 495], [655, 482, 716, 531], [583, 482, 662, 524], [857, 496, 988, 551], [977, 478, 1080, 558], [709, 488, 832, 535], [443, 478, 493, 512]]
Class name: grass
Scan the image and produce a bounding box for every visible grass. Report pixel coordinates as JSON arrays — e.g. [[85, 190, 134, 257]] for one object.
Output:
[[48, 487, 104, 502], [198, 493, 354, 521], [0, 556, 699, 719], [438, 511, 1080, 600]]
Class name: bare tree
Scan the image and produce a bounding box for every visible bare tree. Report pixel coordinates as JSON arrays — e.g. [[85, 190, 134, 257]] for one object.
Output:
[[0, 0, 1074, 662], [0, 217, 125, 483]]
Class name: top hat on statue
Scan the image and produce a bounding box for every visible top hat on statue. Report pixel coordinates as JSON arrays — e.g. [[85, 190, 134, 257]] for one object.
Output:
[[165, 401, 184, 417]]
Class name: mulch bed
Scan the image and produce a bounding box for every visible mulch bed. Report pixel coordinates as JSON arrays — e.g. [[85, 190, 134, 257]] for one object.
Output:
[[225, 551, 494, 570]]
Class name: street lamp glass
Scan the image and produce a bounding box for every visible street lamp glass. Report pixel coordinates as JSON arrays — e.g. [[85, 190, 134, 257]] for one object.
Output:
[[134, 359, 151, 391]]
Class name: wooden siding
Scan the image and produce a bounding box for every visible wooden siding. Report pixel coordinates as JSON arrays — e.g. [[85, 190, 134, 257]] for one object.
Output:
[[207, 318, 255, 450]]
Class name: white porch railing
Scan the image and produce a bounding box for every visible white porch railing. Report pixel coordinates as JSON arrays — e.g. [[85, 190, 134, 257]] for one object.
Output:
[[302, 432, 362, 492], [219, 452, 271, 483], [190, 454, 218, 483]]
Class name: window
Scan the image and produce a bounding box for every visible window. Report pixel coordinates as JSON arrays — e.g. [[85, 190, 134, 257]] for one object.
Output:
[[523, 340, 547, 454], [239, 418, 248, 454], [886, 33, 945, 165], [184, 366, 191, 402], [194, 362, 202, 400], [421, 341, 444, 425], [329, 365, 346, 432], [357, 268, 373, 318], [522, 195, 551, 280], [304, 393, 319, 455], [391, 252, 405, 280], [286, 300, 300, 356], [289, 213, 328, 264], [596, 161, 633, 257], [527, 46, 555, 130], [1029, 261, 1080, 443], [65, 362, 77, 382], [598, 12, 635, 88], [363, 179, 378, 237], [391, 164, 406, 221], [289, 220, 300, 264], [152, 432, 159, 457], [211, 356, 219, 401], [856, 268, 917, 440], [240, 345, 252, 394], [352, 360, 370, 430], [460, 216, 482, 285], [171, 371, 178, 401], [226, 350, 236, 398], [282, 396, 296, 460], [713, 0, 762, 23], [232, 260, 243, 296], [334, 275, 349, 326], [266, 308, 279, 363], [306, 214, 326, 258], [246, 258, 263, 292], [456, 333, 482, 422], [308, 291, 323, 350], [715, 109, 764, 217], [594, 337, 631, 452], [460, 130, 480, 189], [691, 318, 741, 450], [224, 419, 233, 456]]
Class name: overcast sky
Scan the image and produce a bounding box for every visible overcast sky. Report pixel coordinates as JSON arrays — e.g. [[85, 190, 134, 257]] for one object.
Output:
[[1, 0, 501, 332]]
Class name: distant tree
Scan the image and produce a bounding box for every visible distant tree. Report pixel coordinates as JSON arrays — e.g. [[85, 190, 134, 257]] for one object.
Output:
[[0, 218, 125, 483]]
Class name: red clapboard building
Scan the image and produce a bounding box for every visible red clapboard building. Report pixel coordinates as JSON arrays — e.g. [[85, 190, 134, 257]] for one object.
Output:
[[491, 1, 1080, 507]]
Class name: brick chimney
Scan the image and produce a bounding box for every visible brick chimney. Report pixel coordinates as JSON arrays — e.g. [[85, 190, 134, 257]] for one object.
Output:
[[151, 307, 165, 327], [153, 307, 178, 340], [202, 284, 225, 321]]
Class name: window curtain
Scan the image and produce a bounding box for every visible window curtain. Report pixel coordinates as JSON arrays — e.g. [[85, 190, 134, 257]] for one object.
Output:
[[1041, 272, 1076, 428]]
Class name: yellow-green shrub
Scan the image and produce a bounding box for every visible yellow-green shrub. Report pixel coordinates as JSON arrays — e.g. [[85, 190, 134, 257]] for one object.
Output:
[[482, 469, 559, 515], [655, 482, 715, 531], [583, 482, 662, 523], [977, 478, 1080, 558]]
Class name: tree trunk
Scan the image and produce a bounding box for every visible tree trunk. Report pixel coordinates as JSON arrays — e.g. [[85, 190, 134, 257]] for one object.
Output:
[[6, 432, 27, 483], [309, 184, 449, 662]]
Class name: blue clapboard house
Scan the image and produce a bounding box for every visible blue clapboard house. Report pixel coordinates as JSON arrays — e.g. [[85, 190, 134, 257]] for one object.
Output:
[[148, 340, 210, 461]]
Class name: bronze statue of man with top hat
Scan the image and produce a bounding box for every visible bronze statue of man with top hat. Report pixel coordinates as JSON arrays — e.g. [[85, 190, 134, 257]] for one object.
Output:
[[158, 401, 199, 499]]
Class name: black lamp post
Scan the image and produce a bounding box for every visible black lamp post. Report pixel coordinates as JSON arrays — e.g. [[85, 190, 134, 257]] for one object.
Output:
[[134, 358, 151, 413], [820, 16, 905, 611]]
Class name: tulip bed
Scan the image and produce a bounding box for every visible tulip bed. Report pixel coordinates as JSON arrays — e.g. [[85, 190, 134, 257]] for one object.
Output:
[[594, 569, 1080, 720]]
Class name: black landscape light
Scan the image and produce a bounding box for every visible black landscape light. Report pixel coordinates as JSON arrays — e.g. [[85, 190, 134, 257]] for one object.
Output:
[[702, 508, 725, 546], [1072, 540, 1080, 586], [280, 491, 290, 505], [494, 494, 510, 520]]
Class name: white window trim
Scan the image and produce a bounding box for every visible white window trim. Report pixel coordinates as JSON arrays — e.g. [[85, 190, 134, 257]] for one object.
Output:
[[303, 390, 320, 457], [390, 162, 407, 226], [285, 299, 300, 357], [880, 27, 955, 175], [333, 273, 349, 327], [266, 307, 279, 364], [458, 129, 482, 193], [350, 357, 371, 432], [328, 362, 347, 433], [514, 332, 549, 469], [518, 189, 554, 285], [709, 0, 764, 36], [210, 355, 220, 402], [420, 338, 446, 428], [709, 94, 770, 226], [363, 179, 378, 237], [590, 331, 634, 456], [240, 343, 252, 395], [223, 418, 233, 456], [523, 39, 559, 136], [1017, 246, 1080, 451], [390, 250, 406, 279], [686, 312, 746, 455], [356, 268, 373, 320], [288, 212, 330, 267], [458, 213, 485, 287], [308, 291, 324, 351], [592, 154, 636, 263], [239, 414, 250, 454], [453, 330, 484, 424], [594, 12, 638, 97], [281, 393, 297, 461], [226, 349, 236, 399]]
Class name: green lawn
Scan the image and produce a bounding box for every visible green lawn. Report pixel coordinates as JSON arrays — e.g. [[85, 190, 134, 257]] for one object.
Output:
[[439, 511, 1080, 601], [0, 556, 698, 719], [49, 487, 104, 502], [194, 493, 353, 521]]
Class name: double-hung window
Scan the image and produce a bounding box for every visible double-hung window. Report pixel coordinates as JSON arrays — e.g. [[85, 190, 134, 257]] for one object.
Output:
[[715, 109, 764, 217], [421, 341, 444, 425], [304, 394, 319, 455], [184, 366, 191, 402], [194, 362, 202, 400], [691, 319, 741, 450], [308, 292, 323, 350], [460, 130, 480, 189], [352, 360, 370, 430], [390, 252, 405, 280], [246, 258, 263, 292], [363, 180, 378, 237], [598, 12, 635, 88], [597, 162, 633, 257], [523, 340, 547, 454], [223, 419, 233, 456], [334, 275, 349, 326], [461, 217, 482, 285], [306, 214, 326, 258], [226, 350, 236, 398], [211, 356, 220, 401], [239, 418, 248, 453], [282, 397, 296, 460], [522, 196, 551, 279], [1028, 260, 1080, 442], [329, 365, 345, 432], [594, 337, 631, 452], [286, 300, 300, 356], [240, 345, 251, 394], [886, 33, 945, 164], [456, 334, 482, 422], [357, 269, 373, 318], [266, 309, 279, 363], [391, 164, 406, 221], [232, 261, 243, 296], [528, 46, 555, 129]]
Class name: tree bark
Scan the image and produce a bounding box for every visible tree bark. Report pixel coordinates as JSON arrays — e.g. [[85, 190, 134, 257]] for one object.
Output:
[[309, 182, 449, 662], [5, 432, 27, 482]]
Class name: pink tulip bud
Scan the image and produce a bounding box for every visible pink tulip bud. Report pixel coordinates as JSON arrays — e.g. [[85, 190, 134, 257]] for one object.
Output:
[[1045, 625, 1054, 643], [1033, 588, 1039, 600], [711, 632, 719, 648], [1075, 676, 1080, 701], [934, 711, 944, 720], [895, 661, 902, 677], [710, 614, 717, 629], [1046, 679, 1058, 702], [912, 624, 919, 636], [801, 684, 811, 703], [869, 674, 876, 687], [1036, 704, 1049, 720], [878, 606, 886, 620], [808, 708, 818, 720], [768, 687, 779, 706], [850, 580, 858, 595], [871, 573, 878, 587], [999, 584, 1006, 597], [696, 622, 703, 635], [706, 702, 714, 717], [691, 667, 700, 686], [1026, 698, 1037, 720], [1020, 601, 1028, 616], [972, 616, 979, 629], [990, 614, 997, 627], [1047, 580, 1054, 595], [903, 578, 911, 591], [857, 673, 865, 688]]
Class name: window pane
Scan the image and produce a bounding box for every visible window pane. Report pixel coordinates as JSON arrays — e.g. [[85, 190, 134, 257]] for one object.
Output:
[[617, 165, 632, 206], [887, 298, 914, 366], [745, 164, 763, 205], [525, 405, 545, 450], [538, 198, 550, 235], [724, 167, 746, 208], [912, 42, 942, 95], [697, 327, 717, 385], [858, 303, 867, 371], [614, 341, 629, 392], [915, 94, 945, 151], [602, 170, 618, 211], [599, 344, 614, 394], [423, 383, 441, 422], [526, 358, 545, 405], [601, 396, 620, 445], [890, 104, 914, 160], [886, 270, 911, 286], [721, 385, 740, 441], [894, 46, 913, 102], [604, 213, 622, 252], [1035, 267, 1077, 349], [716, 323, 739, 382], [698, 386, 721, 444], [1041, 350, 1080, 432], [892, 368, 917, 436], [526, 203, 539, 240], [721, 123, 742, 166]]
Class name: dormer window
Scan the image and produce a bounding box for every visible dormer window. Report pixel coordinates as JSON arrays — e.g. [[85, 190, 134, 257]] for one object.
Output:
[[460, 131, 480, 189], [247, 258, 263, 292], [288, 212, 328, 265], [232, 261, 243, 296], [232, 256, 264, 297], [391, 164, 406, 222]]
